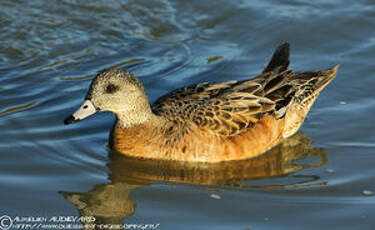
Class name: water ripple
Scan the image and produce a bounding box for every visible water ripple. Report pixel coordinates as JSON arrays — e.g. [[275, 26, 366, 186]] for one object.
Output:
[[0, 102, 37, 117], [1, 0, 375, 228]]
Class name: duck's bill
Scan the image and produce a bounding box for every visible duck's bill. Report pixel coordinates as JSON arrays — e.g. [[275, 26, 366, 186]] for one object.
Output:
[[64, 100, 97, 125]]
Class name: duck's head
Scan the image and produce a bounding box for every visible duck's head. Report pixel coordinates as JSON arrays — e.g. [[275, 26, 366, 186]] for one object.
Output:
[[64, 69, 152, 127]]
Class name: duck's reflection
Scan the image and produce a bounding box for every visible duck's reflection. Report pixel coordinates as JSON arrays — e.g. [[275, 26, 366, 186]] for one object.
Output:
[[60, 132, 328, 229]]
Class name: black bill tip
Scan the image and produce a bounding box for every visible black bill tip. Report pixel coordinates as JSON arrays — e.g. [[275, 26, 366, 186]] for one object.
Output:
[[64, 115, 79, 125]]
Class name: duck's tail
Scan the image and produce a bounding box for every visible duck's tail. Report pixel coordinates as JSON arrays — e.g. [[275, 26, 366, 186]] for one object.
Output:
[[256, 43, 339, 138], [262, 42, 290, 74], [282, 64, 339, 138], [290, 64, 339, 97]]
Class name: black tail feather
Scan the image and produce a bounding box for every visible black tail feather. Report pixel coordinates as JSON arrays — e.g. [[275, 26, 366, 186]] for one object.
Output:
[[262, 43, 290, 74]]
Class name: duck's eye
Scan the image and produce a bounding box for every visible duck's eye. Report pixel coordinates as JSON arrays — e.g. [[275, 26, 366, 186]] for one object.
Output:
[[105, 83, 119, 94]]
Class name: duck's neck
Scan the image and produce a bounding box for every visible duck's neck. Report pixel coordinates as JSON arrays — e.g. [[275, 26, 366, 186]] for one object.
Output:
[[110, 111, 171, 157], [113, 105, 158, 128]]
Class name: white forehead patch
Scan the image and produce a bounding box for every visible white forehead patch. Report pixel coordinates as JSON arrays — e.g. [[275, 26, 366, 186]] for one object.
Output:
[[73, 100, 97, 120]]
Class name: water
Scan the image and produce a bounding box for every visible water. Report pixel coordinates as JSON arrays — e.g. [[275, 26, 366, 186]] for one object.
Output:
[[1, 0, 374, 229]]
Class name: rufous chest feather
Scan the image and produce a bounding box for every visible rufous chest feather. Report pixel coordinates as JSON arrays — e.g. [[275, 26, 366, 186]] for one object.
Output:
[[111, 114, 286, 163]]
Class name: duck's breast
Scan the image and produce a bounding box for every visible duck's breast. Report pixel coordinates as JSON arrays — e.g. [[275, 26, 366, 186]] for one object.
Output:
[[111, 114, 285, 162]]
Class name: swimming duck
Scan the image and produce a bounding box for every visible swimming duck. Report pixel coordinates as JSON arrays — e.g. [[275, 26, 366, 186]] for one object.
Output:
[[64, 43, 338, 162]]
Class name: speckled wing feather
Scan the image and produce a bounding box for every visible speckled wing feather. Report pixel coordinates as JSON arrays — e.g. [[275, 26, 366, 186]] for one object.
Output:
[[151, 80, 239, 121], [188, 84, 277, 136], [152, 43, 294, 136], [151, 69, 295, 135]]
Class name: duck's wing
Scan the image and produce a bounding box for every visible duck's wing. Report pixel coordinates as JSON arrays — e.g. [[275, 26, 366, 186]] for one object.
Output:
[[192, 69, 299, 136], [151, 80, 240, 119], [151, 71, 292, 136], [151, 43, 294, 136]]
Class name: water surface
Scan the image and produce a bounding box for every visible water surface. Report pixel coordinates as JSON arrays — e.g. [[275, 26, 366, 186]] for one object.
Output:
[[1, 0, 374, 229]]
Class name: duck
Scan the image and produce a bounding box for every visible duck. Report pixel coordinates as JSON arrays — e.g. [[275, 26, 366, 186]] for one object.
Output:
[[64, 43, 339, 162]]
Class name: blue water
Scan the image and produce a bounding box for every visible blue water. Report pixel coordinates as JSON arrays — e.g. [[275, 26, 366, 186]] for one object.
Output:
[[1, 0, 375, 229]]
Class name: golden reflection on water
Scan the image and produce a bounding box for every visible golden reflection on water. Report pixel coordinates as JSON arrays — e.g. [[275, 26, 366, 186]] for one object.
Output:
[[60, 74, 96, 81], [0, 102, 36, 116], [60, 132, 327, 229], [206, 55, 223, 64]]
